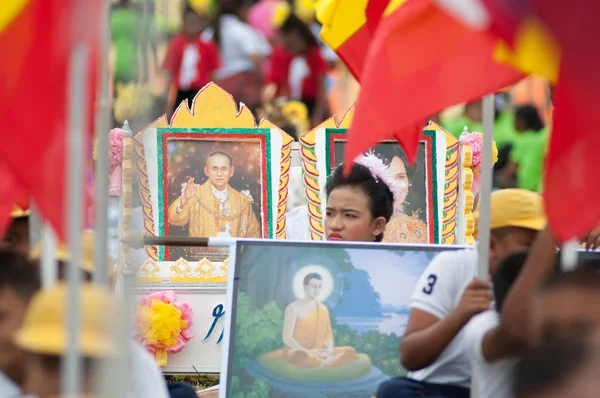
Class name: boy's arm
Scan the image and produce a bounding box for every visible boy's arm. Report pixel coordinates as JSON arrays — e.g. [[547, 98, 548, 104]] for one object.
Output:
[[400, 252, 492, 371]]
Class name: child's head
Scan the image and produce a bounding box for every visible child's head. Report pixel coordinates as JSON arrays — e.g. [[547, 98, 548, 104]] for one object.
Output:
[[218, 0, 253, 21], [515, 105, 544, 133], [476, 189, 546, 277], [492, 251, 528, 313], [325, 161, 394, 242], [182, 5, 207, 39], [464, 100, 483, 123], [279, 13, 319, 54], [514, 336, 600, 398]]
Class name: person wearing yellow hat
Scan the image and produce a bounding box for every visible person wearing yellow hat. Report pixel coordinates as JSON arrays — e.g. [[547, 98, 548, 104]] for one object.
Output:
[[0, 250, 39, 397], [3, 205, 31, 255], [375, 189, 549, 398], [29, 230, 170, 398], [14, 283, 118, 398], [30, 230, 115, 283]]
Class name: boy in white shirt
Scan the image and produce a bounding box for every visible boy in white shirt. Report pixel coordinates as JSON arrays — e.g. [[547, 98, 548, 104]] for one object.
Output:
[[464, 251, 530, 398], [375, 189, 547, 398]]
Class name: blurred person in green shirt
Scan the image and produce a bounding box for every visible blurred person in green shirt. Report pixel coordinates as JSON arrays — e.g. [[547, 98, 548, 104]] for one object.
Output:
[[111, 0, 141, 85], [498, 105, 547, 192], [443, 100, 483, 138]]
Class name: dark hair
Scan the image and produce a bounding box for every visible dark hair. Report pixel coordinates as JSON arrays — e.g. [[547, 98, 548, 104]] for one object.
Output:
[[0, 250, 40, 301], [212, 0, 253, 48], [303, 272, 322, 286], [207, 151, 233, 167], [280, 13, 319, 48], [183, 4, 201, 19], [372, 144, 416, 181], [515, 105, 544, 132], [325, 163, 394, 242], [492, 251, 528, 312], [513, 336, 596, 397]]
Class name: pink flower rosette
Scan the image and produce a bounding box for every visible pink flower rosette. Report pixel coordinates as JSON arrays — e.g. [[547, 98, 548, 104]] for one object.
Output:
[[461, 132, 498, 195], [134, 290, 194, 366], [108, 128, 125, 196]]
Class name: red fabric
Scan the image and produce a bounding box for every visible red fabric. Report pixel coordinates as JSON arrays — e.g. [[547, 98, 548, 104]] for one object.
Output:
[[366, 0, 392, 33], [345, 0, 523, 168], [162, 34, 221, 90], [268, 45, 327, 100], [0, 0, 102, 240], [335, 26, 372, 80], [0, 160, 27, 236], [529, 0, 600, 242]]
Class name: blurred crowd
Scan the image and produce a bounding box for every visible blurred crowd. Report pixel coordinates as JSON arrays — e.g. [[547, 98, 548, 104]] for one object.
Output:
[[110, 0, 339, 140]]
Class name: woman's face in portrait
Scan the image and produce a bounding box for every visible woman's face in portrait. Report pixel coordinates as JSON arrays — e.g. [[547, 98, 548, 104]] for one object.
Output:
[[389, 155, 409, 208]]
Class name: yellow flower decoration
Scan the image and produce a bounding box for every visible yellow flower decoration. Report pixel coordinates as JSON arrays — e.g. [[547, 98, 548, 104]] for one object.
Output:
[[136, 295, 193, 366], [189, 0, 211, 15], [294, 0, 316, 23], [272, 1, 291, 28], [113, 82, 154, 125]]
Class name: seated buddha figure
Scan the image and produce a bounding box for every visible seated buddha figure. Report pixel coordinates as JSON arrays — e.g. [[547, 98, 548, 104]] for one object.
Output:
[[264, 273, 356, 368]]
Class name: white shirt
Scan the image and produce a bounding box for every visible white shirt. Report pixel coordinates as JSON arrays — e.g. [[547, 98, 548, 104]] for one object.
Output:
[[407, 248, 478, 388], [0, 371, 21, 398], [203, 15, 271, 80], [464, 311, 517, 398], [285, 205, 310, 240], [128, 341, 170, 398]]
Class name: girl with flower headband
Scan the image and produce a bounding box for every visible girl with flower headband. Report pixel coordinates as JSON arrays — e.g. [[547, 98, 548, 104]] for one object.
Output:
[[324, 153, 397, 242]]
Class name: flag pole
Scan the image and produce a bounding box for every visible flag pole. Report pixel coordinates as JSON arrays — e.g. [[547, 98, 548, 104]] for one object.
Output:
[[470, 94, 495, 398], [40, 223, 58, 289], [61, 43, 88, 395], [477, 94, 495, 280], [93, 0, 111, 286]]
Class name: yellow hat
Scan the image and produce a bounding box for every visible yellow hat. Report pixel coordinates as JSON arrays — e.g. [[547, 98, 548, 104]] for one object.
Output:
[[14, 283, 118, 357], [474, 189, 546, 232], [30, 230, 115, 275], [10, 205, 30, 219], [294, 0, 316, 23]]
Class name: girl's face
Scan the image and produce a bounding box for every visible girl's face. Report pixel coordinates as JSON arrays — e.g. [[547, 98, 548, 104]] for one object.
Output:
[[183, 12, 206, 39], [389, 155, 409, 207], [325, 186, 386, 242], [282, 31, 307, 54]]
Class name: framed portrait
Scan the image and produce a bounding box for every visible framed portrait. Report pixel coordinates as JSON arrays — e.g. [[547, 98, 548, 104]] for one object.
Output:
[[220, 240, 465, 398], [301, 127, 458, 244], [140, 127, 287, 261]]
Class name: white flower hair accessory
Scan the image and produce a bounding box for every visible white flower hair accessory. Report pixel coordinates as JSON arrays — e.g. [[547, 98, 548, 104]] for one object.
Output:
[[354, 152, 402, 202]]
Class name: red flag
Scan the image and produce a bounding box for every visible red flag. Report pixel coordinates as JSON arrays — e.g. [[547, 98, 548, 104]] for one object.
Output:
[[529, 0, 600, 241], [0, 0, 102, 239], [345, 0, 523, 166]]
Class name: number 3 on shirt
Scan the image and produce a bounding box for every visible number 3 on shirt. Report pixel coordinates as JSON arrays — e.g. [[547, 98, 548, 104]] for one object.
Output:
[[422, 274, 437, 295]]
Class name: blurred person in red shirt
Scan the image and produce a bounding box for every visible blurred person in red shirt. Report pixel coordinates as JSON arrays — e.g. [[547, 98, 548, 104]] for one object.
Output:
[[204, 0, 270, 112], [162, 5, 220, 119], [268, 14, 330, 127]]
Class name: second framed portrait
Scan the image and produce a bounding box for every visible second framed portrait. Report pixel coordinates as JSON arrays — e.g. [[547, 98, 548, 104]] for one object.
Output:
[[301, 126, 463, 244]]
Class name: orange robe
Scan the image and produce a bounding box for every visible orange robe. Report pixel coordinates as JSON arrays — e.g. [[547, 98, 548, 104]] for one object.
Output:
[[168, 181, 261, 238], [265, 302, 356, 368]]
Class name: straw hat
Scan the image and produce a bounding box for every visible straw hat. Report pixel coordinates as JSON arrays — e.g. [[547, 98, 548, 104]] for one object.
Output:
[[30, 230, 115, 275], [14, 283, 118, 357]]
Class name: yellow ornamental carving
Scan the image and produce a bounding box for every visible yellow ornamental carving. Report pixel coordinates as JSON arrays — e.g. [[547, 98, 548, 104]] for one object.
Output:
[[169, 257, 228, 283], [137, 259, 162, 283]]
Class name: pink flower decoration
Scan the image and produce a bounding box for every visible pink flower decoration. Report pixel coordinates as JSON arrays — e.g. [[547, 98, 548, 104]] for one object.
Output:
[[134, 290, 194, 366], [108, 128, 126, 196], [461, 133, 483, 195]]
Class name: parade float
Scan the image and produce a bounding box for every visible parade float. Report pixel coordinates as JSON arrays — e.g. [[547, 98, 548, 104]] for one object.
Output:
[[109, 83, 495, 389]]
